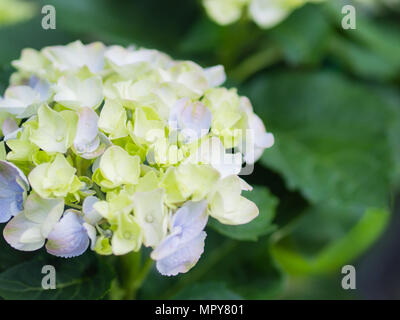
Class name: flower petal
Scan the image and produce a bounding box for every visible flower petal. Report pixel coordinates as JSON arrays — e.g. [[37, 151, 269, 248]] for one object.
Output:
[[171, 200, 208, 242], [73, 107, 100, 154], [99, 146, 140, 188], [0, 160, 29, 223], [154, 231, 206, 276], [0, 85, 40, 117], [169, 98, 212, 142], [29, 104, 78, 153], [82, 195, 102, 225], [3, 213, 44, 251], [249, 0, 290, 29], [1, 117, 19, 138], [204, 65, 226, 87], [28, 76, 51, 101], [54, 76, 103, 110], [132, 188, 167, 247], [151, 200, 208, 260], [23, 193, 64, 237], [45, 210, 89, 258]]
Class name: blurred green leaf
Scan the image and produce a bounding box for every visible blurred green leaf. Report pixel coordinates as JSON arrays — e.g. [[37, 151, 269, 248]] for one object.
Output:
[[324, 1, 400, 78], [209, 186, 278, 241], [270, 4, 332, 65], [329, 35, 397, 81], [0, 252, 114, 300], [271, 207, 389, 275], [244, 70, 397, 211], [191, 232, 285, 300], [173, 282, 242, 300]]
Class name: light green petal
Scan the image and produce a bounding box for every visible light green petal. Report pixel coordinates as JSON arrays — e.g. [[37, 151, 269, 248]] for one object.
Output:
[[203, 0, 249, 25], [54, 75, 103, 110], [29, 104, 78, 153], [99, 146, 140, 188], [150, 138, 183, 166], [130, 107, 165, 145], [136, 171, 160, 192], [6, 122, 39, 162], [28, 154, 82, 198], [112, 213, 142, 255], [133, 188, 167, 247], [98, 99, 129, 139], [12, 48, 49, 78], [159, 167, 186, 206], [93, 191, 134, 222], [176, 163, 220, 201], [94, 235, 113, 255]]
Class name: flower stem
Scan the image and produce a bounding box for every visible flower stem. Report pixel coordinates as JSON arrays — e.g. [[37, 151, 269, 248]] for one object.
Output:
[[120, 252, 154, 300], [66, 203, 82, 210], [229, 45, 282, 83]]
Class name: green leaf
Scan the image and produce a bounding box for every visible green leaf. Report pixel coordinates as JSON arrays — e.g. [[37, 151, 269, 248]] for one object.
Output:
[[200, 236, 284, 299], [244, 70, 397, 211], [324, 1, 400, 77], [271, 207, 389, 275], [0, 225, 35, 272], [139, 231, 284, 300], [0, 252, 114, 300], [172, 282, 242, 300], [329, 35, 398, 81], [209, 186, 278, 241], [270, 4, 332, 65]]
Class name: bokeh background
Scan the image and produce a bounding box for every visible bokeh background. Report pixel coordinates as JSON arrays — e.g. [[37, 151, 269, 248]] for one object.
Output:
[[0, 0, 399, 300]]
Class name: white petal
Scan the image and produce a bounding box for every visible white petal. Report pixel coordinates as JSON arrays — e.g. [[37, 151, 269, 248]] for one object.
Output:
[[22, 193, 64, 238], [3, 213, 44, 251], [73, 107, 100, 154], [132, 189, 167, 247], [82, 196, 102, 225], [43, 41, 105, 73], [169, 98, 212, 142], [155, 231, 206, 276], [54, 76, 103, 109], [45, 210, 89, 258], [249, 0, 290, 28], [83, 222, 97, 250], [0, 86, 39, 116], [2, 118, 19, 137], [188, 137, 242, 178], [204, 65, 226, 87]]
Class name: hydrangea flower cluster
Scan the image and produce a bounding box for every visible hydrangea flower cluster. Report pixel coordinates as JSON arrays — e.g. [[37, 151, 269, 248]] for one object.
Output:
[[203, 0, 325, 28], [0, 41, 274, 276]]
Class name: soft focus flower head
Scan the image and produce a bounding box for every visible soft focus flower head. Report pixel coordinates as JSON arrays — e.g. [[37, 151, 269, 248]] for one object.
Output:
[[203, 0, 326, 29], [0, 41, 274, 276]]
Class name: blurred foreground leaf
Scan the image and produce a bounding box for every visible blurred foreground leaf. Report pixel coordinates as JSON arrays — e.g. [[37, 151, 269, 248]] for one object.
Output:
[[244, 70, 398, 211], [0, 252, 114, 299], [173, 282, 242, 300]]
